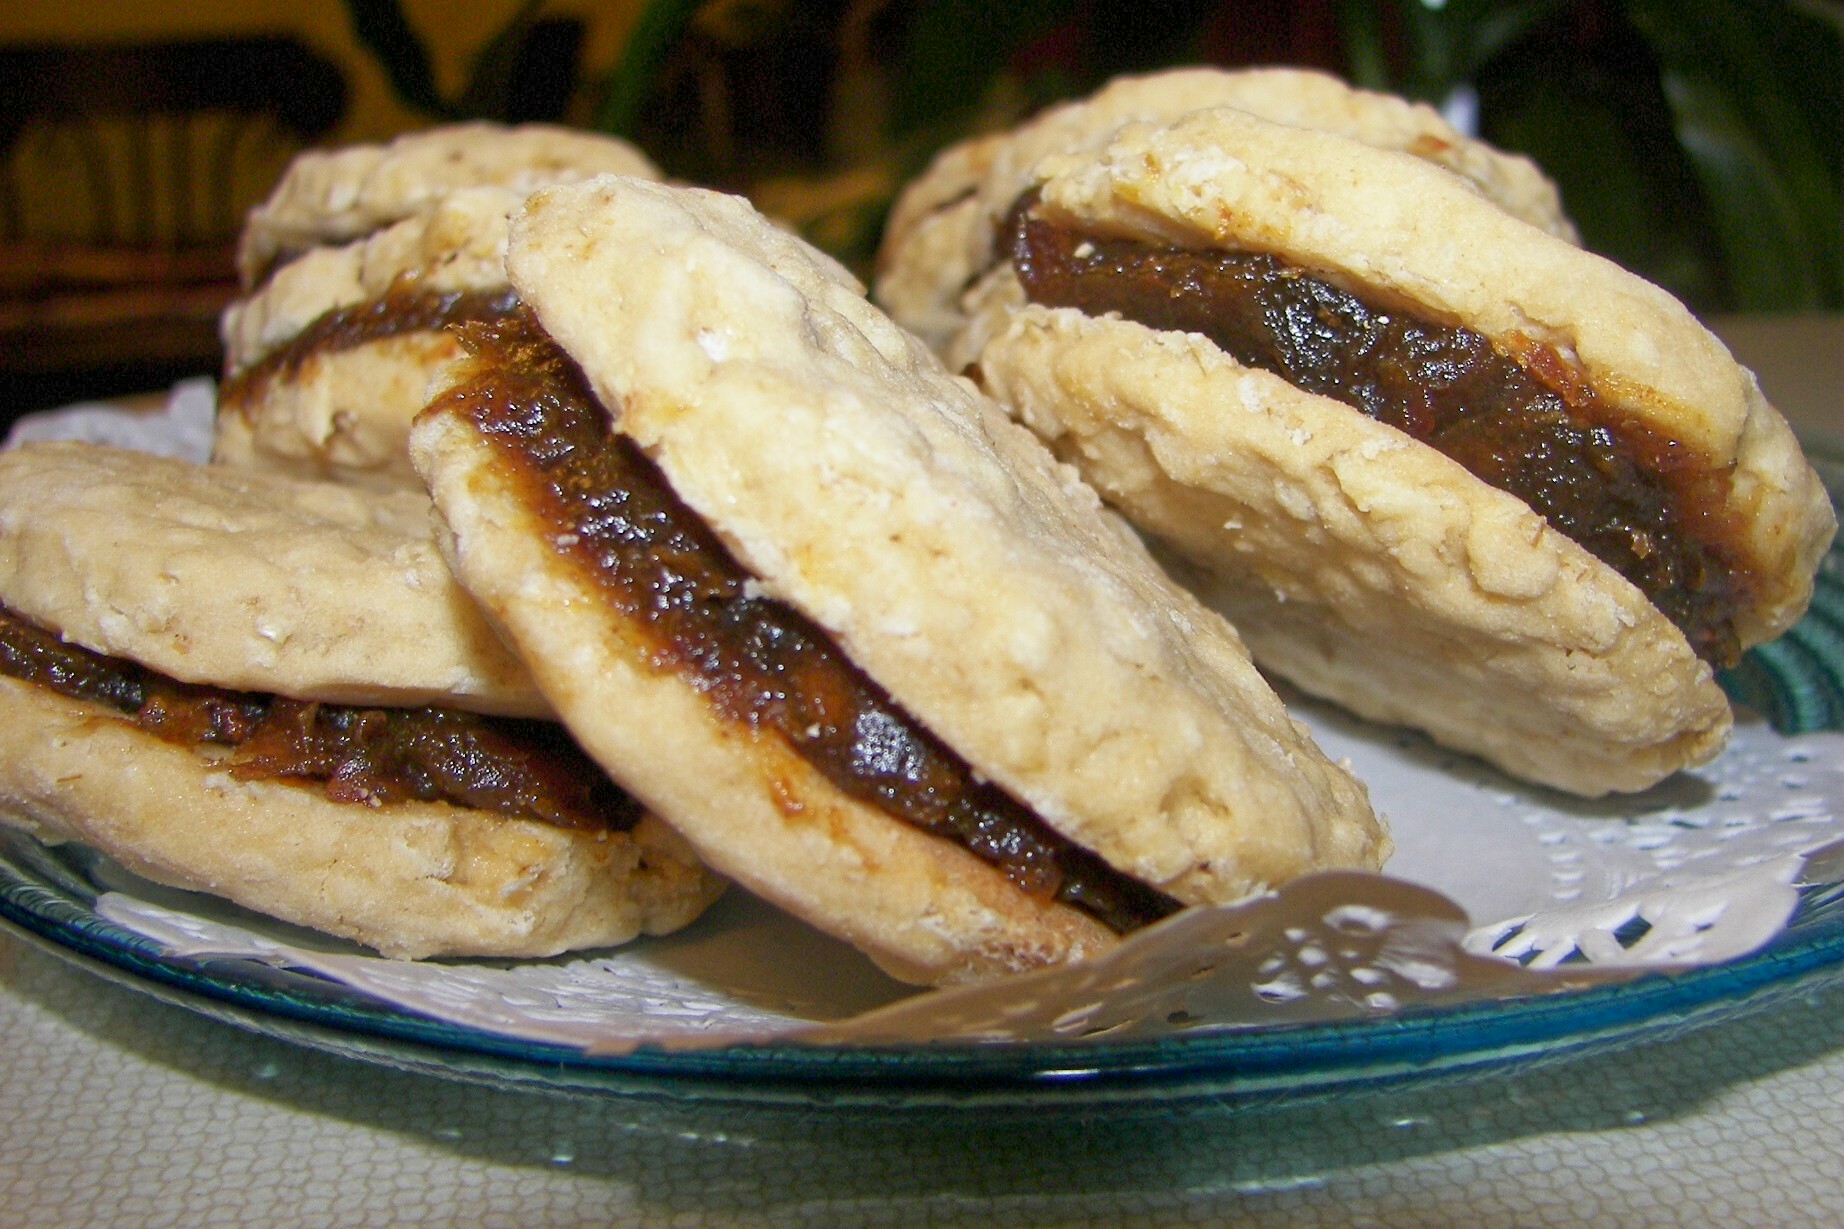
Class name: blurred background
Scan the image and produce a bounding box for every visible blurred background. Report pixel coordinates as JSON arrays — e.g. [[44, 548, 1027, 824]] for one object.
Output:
[[2, 0, 1838, 417]]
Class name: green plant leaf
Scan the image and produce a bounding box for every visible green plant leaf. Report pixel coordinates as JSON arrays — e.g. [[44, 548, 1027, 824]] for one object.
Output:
[[1372, 0, 1563, 101], [891, 0, 1080, 137], [1336, 0, 1392, 90], [594, 0, 705, 136], [1626, 0, 1843, 308], [455, 0, 545, 121], [1484, 67, 1724, 307], [343, 0, 455, 120], [1461, 0, 1566, 75], [1661, 72, 1828, 309]]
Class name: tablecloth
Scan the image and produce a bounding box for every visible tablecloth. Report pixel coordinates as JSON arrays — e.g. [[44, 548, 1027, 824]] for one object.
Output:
[[6, 924, 1843, 1228]]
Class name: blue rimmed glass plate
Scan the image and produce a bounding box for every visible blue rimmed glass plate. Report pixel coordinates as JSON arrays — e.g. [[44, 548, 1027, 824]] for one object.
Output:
[[3, 469, 1841, 1117], [4, 822, 1844, 1116]]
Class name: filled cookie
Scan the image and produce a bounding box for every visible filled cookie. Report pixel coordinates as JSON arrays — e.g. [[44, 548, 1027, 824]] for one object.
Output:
[[237, 121, 660, 287], [0, 442, 722, 959], [876, 66, 1578, 359], [409, 175, 1387, 986], [878, 83, 1835, 795], [217, 186, 527, 488], [218, 124, 660, 489]]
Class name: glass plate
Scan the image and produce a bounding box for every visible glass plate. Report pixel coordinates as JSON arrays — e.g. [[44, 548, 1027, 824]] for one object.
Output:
[[3, 457, 1840, 1118], [9, 571, 1844, 1120], [5, 823, 1844, 1116]]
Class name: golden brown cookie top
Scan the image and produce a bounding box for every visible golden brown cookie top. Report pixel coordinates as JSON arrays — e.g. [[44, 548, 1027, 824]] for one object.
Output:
[[0, 441, 547, 715], [238, 121, 658, 286]]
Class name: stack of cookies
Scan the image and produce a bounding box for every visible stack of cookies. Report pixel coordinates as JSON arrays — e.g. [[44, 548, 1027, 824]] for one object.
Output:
[[1, 69, 1830, 987], [405, 177, 1386, 982], [217, 123, 662, 490], [876, 67, 1835, 797], [0, 125, 721, 963]]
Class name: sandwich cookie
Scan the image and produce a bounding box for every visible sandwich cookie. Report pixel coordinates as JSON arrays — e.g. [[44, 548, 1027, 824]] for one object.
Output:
[[237, 121, 660, 288], [0, 442, 721, 958], [876, 66, 1578, 360], [217, 186, 528, 489], [889, 99, 1835, 795], [410, 176, 1386, 985], [219, 125, 661, 489]]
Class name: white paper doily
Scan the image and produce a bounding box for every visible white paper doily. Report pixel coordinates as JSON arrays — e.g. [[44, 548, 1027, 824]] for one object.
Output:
[[83, 706, 1844, 1047], [7, 388, 1843, 1048]]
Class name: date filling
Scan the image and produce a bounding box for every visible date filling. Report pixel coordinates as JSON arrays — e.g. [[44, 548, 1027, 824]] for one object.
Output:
[[0, 605, 636, 833], [427, 307, 1182, 935], [1004, 201, 1756, 666], [220, 282, 524, 410]]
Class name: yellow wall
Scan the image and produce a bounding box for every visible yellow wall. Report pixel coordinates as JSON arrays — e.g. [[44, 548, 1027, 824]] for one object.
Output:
[[0, 1, 646, 143]]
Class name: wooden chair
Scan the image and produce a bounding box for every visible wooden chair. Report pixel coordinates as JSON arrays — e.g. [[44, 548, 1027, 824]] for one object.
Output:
[[0, 37, 345, 418]]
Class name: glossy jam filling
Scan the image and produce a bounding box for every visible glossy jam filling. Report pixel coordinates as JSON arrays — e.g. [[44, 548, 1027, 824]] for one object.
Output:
[[1005, 202, 1755, 666], [427, 307, 1181, 934], [0, 606, 636, 832], [220, 283, 524, 407]]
